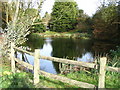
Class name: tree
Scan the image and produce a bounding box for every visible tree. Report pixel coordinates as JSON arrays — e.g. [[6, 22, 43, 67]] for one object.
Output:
[[0, 1, 12, 29], [42, 12, 51, 22], [30, 18, 46, 33], [49, 0, 79, 32], [41, 12, 51, 29], [76, 10, 93, 33], [92, 0, 120, 41], [1, 0, 45, 56]]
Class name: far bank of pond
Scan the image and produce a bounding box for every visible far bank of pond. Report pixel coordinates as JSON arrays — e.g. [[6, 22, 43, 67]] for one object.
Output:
[[16, 33, 120, 74], [36, 31, 92, 39]]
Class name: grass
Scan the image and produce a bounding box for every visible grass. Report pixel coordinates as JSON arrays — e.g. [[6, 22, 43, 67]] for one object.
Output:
[[37, 30, 92, 39], [0, 72, 34, 88], [0, 57, 11, 76], [0, 57, 77, 88], [61, 71, 98, 86], [1, 55, 36, 88], [0, 47, 120, 88], [1, 59, 120, 88], [0, 57, 35, 88], [38, 75, 78, 88], [60, 70, 120, 88]]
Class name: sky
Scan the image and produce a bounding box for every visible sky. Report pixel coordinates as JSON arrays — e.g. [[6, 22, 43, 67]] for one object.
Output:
[[41, 0, 101, 17], [1, 0, 101, 17]]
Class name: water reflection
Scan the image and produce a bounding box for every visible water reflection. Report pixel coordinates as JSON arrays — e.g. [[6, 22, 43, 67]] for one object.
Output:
[[51, 38, 94, 59], [40, 38, 57, 74], [17, 37, 57, 74], [17, 35, 119, 74], [77, 52, 94, 63]]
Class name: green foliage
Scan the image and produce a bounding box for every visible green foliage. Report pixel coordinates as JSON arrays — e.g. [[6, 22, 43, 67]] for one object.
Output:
[[77, 17, 93, 33], [39, 75, 78, 88], [32, 24, 46, 33], [49, 0, 79, 32], [3, 14, 32, 54], [42, 12, 51, 23], [110, 46, 120, 57], [72, 8, 94, 34], [101, 4, 118, 24], [22, 8, 46, 33], [24, 8, 38, 17], [62, 70, 120, 88], [92, 2, 120, 41], [24, 33, 44, 52], [109, 46, 120, 67], [30, 19, 46, 33], [0, 72, 34, 88], [1, 4, 40, 55], [0, 2, 12, 29]]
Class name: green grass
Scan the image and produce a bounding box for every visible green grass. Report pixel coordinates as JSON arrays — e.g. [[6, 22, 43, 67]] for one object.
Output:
[[0, 72, 35, 88], [60, 70, 120, 88], [38, 75, 78, 88], [1, 48, 119, 88], [0, 57, 77, 88], [38, 31, 91, 39], [45, 31, 58, 34], [0, 58, 34, 88], [1, 61, 120, 88], [0, 57, 11, 76]]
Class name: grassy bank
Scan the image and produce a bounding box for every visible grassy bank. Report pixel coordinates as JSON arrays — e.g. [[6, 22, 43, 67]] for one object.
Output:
[[0, 57, 77, 88], [37, 31, 92, 39], [1, 47, 119, 88], [1, 57, 120, 88], [0, 60, 77, 88], [0, 57, 35, 88], [60, 70, 120, 88]]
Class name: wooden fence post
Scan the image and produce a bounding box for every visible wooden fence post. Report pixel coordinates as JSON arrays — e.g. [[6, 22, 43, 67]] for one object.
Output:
[[98, 57, 107, 88], [34, 49, 40, 85], [11, 42, 15, 73]]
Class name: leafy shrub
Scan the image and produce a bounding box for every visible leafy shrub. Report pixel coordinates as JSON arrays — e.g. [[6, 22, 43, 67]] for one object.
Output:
[[30, 19, 46, 33], [0, 72, 34, 88], [109, 46, 120, 67], [110, 46, 120, 57]]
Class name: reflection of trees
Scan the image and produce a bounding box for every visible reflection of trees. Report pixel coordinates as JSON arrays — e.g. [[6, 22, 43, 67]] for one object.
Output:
[[51, 38, 76, 58], [51, 38, 93, 59], [92, 41, 118, 54], [75, 39, 94, 56], [22, 34, 45, 52], [52, 62, 60, 74]]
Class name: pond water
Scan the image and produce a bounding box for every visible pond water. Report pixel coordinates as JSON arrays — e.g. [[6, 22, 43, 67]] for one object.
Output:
[[17, 36, 119, 74]]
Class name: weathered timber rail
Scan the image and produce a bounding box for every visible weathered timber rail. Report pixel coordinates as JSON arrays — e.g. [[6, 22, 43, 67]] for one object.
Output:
[[10, 43, 120, 88]]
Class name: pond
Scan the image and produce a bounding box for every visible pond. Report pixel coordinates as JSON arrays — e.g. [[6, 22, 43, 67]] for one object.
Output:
[[17, 35, 119, 74]]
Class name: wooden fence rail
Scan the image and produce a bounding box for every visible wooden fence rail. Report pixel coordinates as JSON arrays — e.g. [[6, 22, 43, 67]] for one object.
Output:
[[13, 46, 120, 73], [10, 43, 120, 88]]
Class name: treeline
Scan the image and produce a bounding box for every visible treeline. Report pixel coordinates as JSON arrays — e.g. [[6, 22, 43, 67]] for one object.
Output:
[[49, 0, 93, 33], [93, 1, 120, 41], [0, 0, 120, 42], [49, 0, 120, 41]]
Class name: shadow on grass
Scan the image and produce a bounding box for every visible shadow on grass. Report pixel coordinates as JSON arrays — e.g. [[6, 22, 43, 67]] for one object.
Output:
[[39, 76, 78, 88]]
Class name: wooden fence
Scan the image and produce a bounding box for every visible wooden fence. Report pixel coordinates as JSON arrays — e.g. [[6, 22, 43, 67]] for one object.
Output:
[[10, 43, 120, 88]]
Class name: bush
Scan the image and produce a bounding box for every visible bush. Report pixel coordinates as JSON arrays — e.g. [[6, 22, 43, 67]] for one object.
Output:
[[109, 46, 120, 67], [0, 72, 34, 88], [30, 19, 46, 33], [49, 1, 79, 32]]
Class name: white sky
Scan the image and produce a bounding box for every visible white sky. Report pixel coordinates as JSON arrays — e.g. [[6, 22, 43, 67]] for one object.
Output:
[[2, 0, 101, 17], [41, 0, 101, 17]]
